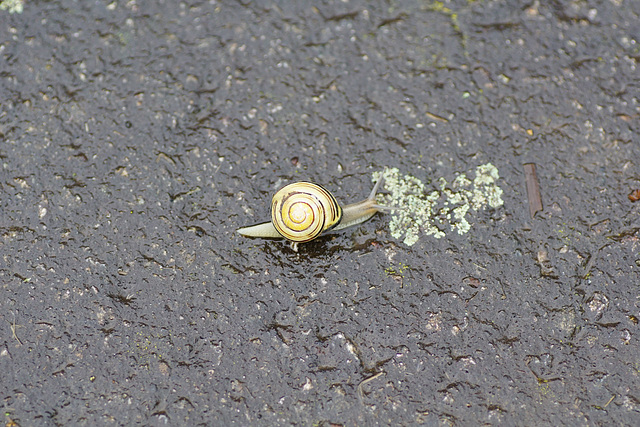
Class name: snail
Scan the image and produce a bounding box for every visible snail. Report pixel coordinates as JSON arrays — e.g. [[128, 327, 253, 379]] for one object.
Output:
[[237, 175, 393, 246]]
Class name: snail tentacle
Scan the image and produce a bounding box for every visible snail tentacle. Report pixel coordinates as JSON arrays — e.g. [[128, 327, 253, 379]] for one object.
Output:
[[332, 176, 391, 231]]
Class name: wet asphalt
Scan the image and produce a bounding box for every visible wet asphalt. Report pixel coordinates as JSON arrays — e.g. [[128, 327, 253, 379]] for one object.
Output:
[[1, 1, 639, 425]]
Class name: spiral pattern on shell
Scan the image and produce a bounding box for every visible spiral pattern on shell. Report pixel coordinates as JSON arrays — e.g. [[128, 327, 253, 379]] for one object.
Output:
[[271, 182, 343, 242]]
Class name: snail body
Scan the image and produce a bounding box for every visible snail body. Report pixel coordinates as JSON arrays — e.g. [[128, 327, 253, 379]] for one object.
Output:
[[237, 176, 390, 244]]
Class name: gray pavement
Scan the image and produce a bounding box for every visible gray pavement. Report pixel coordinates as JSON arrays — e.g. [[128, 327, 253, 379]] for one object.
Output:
[[1, 1, 639, 425]]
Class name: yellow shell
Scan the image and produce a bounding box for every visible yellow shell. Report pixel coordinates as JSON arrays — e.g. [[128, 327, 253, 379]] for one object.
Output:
[[271, 182, 342, 242]]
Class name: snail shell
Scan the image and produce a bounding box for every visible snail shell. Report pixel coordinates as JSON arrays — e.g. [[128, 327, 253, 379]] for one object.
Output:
[[271, 182, 342, 242], [237, 175, 391, 244]]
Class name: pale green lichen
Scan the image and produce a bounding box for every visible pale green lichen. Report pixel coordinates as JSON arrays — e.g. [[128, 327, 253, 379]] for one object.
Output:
[[451, 204, 471, 235], [374, 163, 504, 246], [473, 163, 504, 208], [0, 0, 24, 14]]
